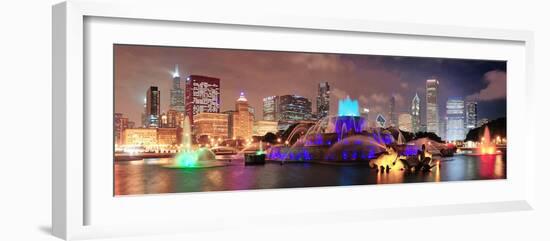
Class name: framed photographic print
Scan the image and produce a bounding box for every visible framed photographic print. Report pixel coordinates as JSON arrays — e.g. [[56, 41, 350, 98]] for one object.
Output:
[[53, 0, 535, 240], [113, 44, 508, 195]]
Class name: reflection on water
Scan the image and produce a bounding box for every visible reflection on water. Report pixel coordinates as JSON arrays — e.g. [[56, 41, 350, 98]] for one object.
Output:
[[114, 153, 506, 195]]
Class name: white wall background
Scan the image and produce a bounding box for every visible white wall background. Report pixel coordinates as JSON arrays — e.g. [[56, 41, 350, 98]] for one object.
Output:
[[0, 0, 548, 240]]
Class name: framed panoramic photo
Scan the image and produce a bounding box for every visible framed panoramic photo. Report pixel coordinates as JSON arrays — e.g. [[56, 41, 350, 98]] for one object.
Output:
[[53, 0, 535, 240], [113, 44, 508, 195]]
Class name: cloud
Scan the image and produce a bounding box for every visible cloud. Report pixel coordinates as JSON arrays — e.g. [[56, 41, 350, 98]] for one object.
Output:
[[290, 54, 353, 72], [330, 87, 349, 100], [467, 70, 506, 101]]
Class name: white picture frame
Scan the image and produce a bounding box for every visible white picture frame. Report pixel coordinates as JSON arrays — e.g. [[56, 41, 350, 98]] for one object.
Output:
[[52, 0, 535, 240]]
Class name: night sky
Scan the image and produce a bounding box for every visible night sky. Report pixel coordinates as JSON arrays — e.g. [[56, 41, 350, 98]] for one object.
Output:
[[114, 44, 506, 125]]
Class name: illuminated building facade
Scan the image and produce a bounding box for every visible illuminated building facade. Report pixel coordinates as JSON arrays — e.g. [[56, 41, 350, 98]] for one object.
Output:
[[465, 101, 478, 130], [123, 128, 180, 146], [185, 75, 220, 125], [278, 95, 312, 121], [231, 92, 254, 140], [145, 86, 161, 128], [157, 128, 180, 145], [411, 93, 421, 133], [169, 64, 185, 113], [360, 107, 369, 129], [194, 112, 229, 140], [160, 109, 179, 128], [316, 82, 330, 119], [223, 110, 236, 139], [123, 128, 158, 146], [426, 79, 439, 135], [389, 95, 396, 127], [262, 96, 279, 121], [277, 95, 312, 131], [114, 113, 128, 145], [446, 98, 465, 141], [398, 113, 412, 132], [253, 120, 278, 136]]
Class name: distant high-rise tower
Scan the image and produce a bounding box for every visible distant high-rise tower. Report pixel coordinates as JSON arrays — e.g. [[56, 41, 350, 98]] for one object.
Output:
[[185, 75, 220, 125], [231, 92, 254, 140], [360, 107, 369, 129], [465, 101, 478, 130], [389, 95, 397, 127], [426, 79, 440, 135], [263, 96, 279, 121], [145, 86, 161, 128], [411, 93, 421, 133], [398, 113, 413, 132], [316, 82, 330, 119], [169, 64, 185, 113], [278, 95, 312, 121], [141, 97, 147, 127], [446, 98, 465, 141]]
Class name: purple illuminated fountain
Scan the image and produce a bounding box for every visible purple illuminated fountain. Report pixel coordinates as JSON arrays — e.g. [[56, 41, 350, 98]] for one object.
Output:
[[267, 97, 403, 163]]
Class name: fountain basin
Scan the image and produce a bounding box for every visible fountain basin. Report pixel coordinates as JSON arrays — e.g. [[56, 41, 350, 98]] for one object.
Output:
[[165, 161, 228, 169]]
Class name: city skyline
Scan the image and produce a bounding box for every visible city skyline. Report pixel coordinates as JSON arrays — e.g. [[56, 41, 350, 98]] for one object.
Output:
[[115, 44, 507, 129]]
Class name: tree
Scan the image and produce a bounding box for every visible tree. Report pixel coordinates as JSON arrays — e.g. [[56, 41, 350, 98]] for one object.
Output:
[[263, 132, 277, 144], [413, 132, 443, 143], [465, 117, 506, 142]]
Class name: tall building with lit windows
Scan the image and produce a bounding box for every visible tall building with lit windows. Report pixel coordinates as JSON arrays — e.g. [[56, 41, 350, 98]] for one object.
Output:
[[389, 95, 397, 127], [230, 92, 254, 140], [465, 101, 478, 130], [184, 75, 220, 126], [145, 86, 160, 128], [263, 96, 279, 121], [411, 93, 421, 133], [398, 113, 412, 132], [316, 82, 330, 119], [446, 98, 465, 141], [426, 79, 439, 135], [278, 95, 312, 121], [169, 64, 185, 113]]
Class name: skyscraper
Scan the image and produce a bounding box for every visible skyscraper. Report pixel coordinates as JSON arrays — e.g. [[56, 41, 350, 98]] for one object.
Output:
[[262, 96, 279, 121], [169, 64, 185, 113], [185, 75, 220, 125], [316, 82, 330, 119], [426, 79, 439, 135], [446, 98, 465, 141], [465, 101, 478, 130], [398, 113, 412, 132], [360, 107, 369, 129], [411, 93, 421, 133], [141, 97, 147, 128], [145, 86, 160, 128], [278, 95, 312, 121], [389, 95, 396, 127], [231, 92, 254, 140]]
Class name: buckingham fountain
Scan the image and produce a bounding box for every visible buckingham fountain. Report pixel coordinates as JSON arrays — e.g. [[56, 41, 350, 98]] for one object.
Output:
[[165, 97, 448, 171], [266, 97, 441, 172]]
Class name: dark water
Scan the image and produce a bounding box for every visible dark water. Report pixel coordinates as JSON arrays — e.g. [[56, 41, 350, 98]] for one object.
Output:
[[114, 153, 506, 195]]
